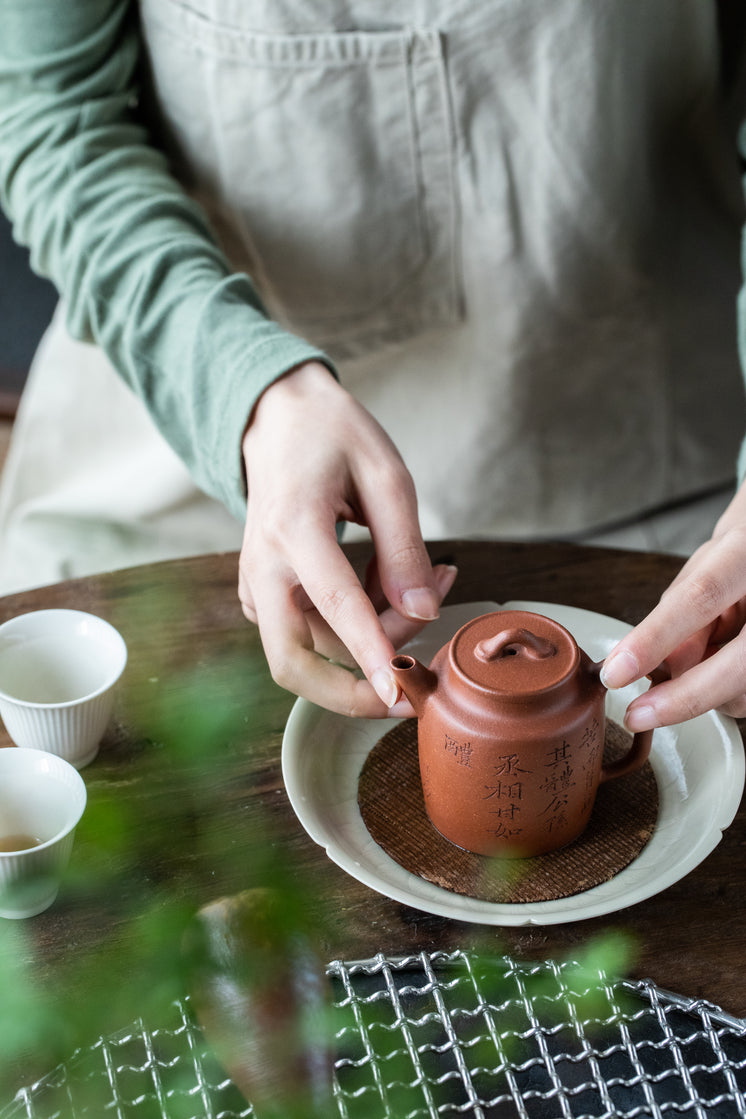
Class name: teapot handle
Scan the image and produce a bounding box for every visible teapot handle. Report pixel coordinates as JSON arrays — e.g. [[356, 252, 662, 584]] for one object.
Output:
[[599, 725, 653, 782], [594, 661, 668, 783]]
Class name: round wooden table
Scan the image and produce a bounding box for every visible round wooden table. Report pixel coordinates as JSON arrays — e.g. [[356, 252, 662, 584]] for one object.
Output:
[[0, 540, 743, 1098]]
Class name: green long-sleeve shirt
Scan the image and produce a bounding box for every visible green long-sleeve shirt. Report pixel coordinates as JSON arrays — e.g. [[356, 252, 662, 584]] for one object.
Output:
[[4, 0, 746, 548], [0, 0, 332, 522]]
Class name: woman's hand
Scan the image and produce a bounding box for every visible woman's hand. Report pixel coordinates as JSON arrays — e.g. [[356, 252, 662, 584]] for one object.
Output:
[[601, 484, 746, 729], [239, 361, 457, 718]]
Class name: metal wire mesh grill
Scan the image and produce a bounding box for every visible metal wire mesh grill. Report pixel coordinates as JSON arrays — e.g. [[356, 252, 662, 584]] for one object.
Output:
[[3, 951, 746, 1119]]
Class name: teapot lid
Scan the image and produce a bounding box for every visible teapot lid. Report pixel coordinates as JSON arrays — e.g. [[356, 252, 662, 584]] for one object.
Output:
[[450, 610, 579, 696]]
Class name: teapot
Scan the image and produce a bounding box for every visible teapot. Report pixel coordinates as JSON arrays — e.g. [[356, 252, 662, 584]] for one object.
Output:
[[390, 609, 653, 858]]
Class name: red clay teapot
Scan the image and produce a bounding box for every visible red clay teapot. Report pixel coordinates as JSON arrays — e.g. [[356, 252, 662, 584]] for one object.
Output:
[[390, 609, 653, 858]]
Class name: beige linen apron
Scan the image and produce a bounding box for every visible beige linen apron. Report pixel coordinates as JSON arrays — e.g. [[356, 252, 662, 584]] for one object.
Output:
[[0, 0, 744, 592], [0, 305, 243, 591]]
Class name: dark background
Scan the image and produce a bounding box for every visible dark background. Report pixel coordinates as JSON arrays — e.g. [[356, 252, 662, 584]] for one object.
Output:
[[0, 210, 56, 413]]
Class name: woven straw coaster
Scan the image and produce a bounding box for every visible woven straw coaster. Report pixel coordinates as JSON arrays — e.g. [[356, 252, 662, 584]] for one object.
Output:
[[358, 719, 658, 904]]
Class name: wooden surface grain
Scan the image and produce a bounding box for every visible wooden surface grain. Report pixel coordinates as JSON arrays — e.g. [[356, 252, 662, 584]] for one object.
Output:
[[0, 539, 743, 1091]]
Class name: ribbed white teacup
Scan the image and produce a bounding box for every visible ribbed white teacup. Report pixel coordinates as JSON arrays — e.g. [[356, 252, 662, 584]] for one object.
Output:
[[0, 747, 87, 918], [0, 609, 127, 768]]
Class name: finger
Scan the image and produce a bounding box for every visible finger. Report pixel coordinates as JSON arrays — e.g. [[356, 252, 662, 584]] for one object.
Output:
[[719, 695, 746, 718], [658, 539, 709, 594], [238, 567, 257, 623], [709, 602, 746, 645], [304, 612, 358, 668], [258, 523, 405, 708], [376, 563, 459, 649], [302, 561, 458, 669], [358, 467, 442, 622], [242, 517, 361, 665], [658, 630, 711, 680], [243, 545, 358, 665], [363, 555, 388, 615], [623, 631, 746, 730], [387, 695, 416, 719], [364, 552, 451, 623], [243, 554, 457, 672], [254, 567, 394, 718], [601, 532, 746, 689]]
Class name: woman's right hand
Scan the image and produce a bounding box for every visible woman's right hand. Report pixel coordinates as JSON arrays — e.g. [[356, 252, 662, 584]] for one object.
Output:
[[238, 361, 457, 718]]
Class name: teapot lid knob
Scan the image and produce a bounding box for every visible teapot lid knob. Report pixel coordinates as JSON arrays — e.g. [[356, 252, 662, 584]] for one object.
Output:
[[475, 628, 557, 664]]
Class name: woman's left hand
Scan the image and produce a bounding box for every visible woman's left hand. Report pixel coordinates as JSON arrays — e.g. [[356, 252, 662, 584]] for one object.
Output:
[[601, 484, 746, 729]]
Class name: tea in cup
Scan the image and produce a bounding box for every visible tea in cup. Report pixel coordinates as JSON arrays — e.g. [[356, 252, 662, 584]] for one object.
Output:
[[0, 747, 87, 918]]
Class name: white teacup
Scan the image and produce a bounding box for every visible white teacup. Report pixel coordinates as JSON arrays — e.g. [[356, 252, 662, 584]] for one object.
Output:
[[0, 609, 127, 768], [0, 747, 87, 918]]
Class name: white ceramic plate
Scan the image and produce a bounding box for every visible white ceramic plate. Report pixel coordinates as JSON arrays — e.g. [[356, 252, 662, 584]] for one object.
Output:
[[281, 601, 745, 925]]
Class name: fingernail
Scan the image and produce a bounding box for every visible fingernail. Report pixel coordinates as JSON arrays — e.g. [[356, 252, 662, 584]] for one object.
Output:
[[371, 668, 399, 709], [624, 704, 656, 733], [434, 564, 458, 595], [402, 587, 440, 621], [600, 649, 640, 689]]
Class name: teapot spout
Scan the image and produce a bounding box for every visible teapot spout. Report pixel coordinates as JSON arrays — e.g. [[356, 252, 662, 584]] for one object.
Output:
[[390, 654, 437, 716]]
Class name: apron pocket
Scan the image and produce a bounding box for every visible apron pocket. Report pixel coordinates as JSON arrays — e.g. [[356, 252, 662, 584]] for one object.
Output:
[[140, 2, 462, 358]]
